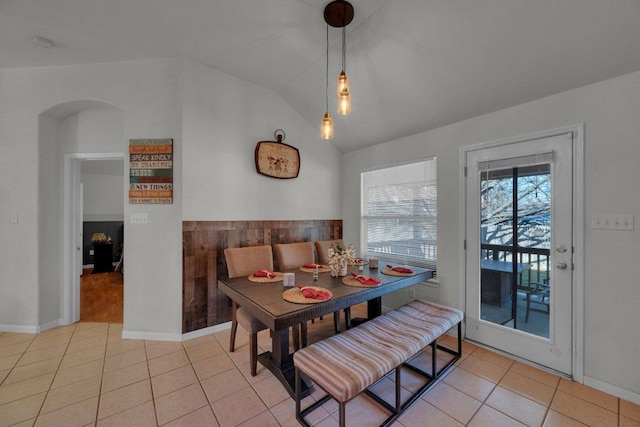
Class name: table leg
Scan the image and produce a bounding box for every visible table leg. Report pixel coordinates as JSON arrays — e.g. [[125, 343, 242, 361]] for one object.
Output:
[[257, 327, 310, 399]]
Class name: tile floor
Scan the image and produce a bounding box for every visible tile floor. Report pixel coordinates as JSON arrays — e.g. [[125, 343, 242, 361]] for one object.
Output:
[[1, 305, 639, 427]]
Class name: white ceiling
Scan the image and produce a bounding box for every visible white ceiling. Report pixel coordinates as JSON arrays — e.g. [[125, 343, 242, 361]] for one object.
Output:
[[2, 0, 640, 152]]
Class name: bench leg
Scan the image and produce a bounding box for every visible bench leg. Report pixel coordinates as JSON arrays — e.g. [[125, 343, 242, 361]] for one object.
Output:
[[395, 366, 402, 415], [339, 402, 346, 427]]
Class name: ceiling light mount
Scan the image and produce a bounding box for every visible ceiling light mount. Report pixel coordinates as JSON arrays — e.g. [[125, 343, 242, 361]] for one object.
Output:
[[324, 1, 354, 28]]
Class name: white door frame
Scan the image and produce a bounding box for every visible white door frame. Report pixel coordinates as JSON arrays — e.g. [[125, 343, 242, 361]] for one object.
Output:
[[459, 124, 585, 381], [62, 152, 125, 325]]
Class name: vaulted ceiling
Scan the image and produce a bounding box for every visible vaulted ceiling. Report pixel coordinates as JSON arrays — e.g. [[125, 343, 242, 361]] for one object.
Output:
[[2, 0, 640, 152]]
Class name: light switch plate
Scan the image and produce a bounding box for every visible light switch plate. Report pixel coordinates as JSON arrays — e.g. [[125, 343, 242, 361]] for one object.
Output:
[[130, 213, 148, 224], [591, 214, 634, 230]]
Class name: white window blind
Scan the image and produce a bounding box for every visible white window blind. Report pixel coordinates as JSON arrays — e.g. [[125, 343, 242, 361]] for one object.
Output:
[[361, 158, 437, 270]]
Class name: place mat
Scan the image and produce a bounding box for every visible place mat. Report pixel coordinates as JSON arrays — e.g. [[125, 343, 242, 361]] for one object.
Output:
[[299, 265, 330, 273], [347, 259, 368, 266], [247, 272, 284, 283], [282, 286, 332, 304], [342, 277, 382, 288], [381, 268, 416, 277]]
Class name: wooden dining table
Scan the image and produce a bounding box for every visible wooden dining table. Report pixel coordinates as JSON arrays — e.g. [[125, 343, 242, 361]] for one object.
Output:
[[218, 263, 433, 398]]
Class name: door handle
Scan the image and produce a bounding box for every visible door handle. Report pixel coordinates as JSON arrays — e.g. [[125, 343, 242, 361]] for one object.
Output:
[[556, 261, 568, 270], [556, 245, 567, 253]]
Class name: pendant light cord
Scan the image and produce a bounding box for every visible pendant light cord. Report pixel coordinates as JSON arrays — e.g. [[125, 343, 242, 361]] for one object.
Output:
[[326, 24, 329, 112]]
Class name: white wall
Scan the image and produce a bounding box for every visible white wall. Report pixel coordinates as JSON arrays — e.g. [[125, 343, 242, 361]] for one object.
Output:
[[0, 59, 184, 336], [82, 171, 124, 222], [181, 60, 342, 221], [342, 70, 640, 398]]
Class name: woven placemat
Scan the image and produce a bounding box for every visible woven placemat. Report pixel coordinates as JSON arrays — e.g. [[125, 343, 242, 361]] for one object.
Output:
[[247, 272, 284, 283], [299, 265, 330, 273], [381, 268, 416, 277], [342, 277, 381, 288], [282, 286, 332, 304]]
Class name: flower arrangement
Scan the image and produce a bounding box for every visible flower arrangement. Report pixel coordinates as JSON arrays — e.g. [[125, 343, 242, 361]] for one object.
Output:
[[327, 243, 356, 277]]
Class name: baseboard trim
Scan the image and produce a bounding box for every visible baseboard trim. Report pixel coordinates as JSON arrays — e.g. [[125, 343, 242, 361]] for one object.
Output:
[[584, 375, 640, 405], [122, 322, 231, 342], [0, 324, 39, 333], [37, 319, 63, 333]]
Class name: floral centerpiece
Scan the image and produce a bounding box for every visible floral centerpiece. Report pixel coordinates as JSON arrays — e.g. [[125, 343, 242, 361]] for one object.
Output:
[[327, 243, 356, 277]]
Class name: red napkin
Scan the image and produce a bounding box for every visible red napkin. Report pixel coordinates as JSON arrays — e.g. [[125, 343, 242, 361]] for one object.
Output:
[[350, 273, 381, 286], [297, 285, 331, 301], [253, 270, 276, 278], [386, 264, 414, 274], [303, 263, 323, 269]]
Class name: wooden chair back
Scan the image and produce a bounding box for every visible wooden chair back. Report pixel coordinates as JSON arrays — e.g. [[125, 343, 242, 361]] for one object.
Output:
[[274, 242, 315, 270]]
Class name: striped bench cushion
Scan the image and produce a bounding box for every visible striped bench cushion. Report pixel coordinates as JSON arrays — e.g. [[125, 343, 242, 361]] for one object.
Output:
[[293, 300, 463, 403]]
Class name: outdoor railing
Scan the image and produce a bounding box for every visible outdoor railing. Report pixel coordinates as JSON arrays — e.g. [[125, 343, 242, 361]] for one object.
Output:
[[481, 243, 550, 285]]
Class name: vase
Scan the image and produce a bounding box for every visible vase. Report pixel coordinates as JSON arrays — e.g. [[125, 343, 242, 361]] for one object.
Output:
[[339, 259, 348, 277], [330, 258, 349, 277]]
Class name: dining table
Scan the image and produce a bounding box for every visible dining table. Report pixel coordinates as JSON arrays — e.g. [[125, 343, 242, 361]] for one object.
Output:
[[218, 263, 433, 398]]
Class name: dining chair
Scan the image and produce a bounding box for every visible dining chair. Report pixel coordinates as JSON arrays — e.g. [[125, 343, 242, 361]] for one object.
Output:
[[274, 241, 348, 338], [524, 278, 551, 322], [224, 245, 275, 376], [314, 239, 343, 265]]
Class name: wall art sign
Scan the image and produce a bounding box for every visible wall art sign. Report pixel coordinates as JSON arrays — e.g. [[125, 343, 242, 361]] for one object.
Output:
[[129, 138, 173, 204], [255, 129, 300, 179]]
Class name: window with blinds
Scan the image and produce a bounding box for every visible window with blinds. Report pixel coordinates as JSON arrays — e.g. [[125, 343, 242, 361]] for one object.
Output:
[[361, 158, 437, 270]]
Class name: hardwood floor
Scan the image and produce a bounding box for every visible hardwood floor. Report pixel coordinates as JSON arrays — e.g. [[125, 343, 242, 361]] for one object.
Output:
[[80, 270, 123, 323]]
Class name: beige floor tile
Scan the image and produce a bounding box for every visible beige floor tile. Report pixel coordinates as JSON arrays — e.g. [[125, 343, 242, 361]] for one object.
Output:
[[41, 375, 101, 414], [0, 352, 22, 371], [509, 361, 561, 389], [551, 390, 618, 427], [163, 405, 219, 427], [105, 338, 145, 357], [184, 340, 225, 363], [472, 347, 515, 370], [71, 324, 109, 340], [182, 333, 216, 348], [0, 368, 9, 384], [443, 366, 496, 401], [458, 354, 508, 383], [147, 349, 190, 377], [0, 392, 46, 426], [557, 378, 619, 413], [239, 409, 280, 426], [399, 398, 464, 426], [66, 335, 107, 354], [271, 392, 330, 426], [621, 415, 640, 427], [96, 401, 157, 427], [543, 409, 589, 426], [622, 399, 640, 422], [200, 368, 250, 403], [424, 381, 482, 424], [192, 352, 235, 381], [237, 359, 273, 383], [28, 332, 73, 350], [468, 404, 526, 426], [485, 386, 547, 426], [101, 360, 149, 393], [0, 333, 35, 346], [332, 394, 392, 426], [51, 359, 103, 389], [0, 372, 55, 405], [34, 395, 99, 427], [103, 347, 147, 373], [211, 386, 268, 427], [17, 343, 67, 366], [151, 364, 198, 398], [145, 340, 184, 360], [59, 346, 106, 370], [2, 357, 61, 385], [155, 382, 209, 425], [98, 379, 152, 420], [499, 371, 556, 406], [253, 375, 296, 408]]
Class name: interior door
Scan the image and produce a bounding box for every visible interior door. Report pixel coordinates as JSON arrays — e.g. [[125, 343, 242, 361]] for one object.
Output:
[[465, 132, 574, 375]]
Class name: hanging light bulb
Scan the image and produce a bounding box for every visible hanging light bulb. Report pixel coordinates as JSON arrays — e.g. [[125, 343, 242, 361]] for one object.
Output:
[[321, 112, 334, 140], [337, 86, 351, 115], [337, 70, 349, 97], [321, 24, 334, 140]]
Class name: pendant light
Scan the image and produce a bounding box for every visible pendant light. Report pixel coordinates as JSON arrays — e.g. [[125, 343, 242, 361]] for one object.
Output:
[[337, 24, 351, 115], [321, 24, 334, 140]]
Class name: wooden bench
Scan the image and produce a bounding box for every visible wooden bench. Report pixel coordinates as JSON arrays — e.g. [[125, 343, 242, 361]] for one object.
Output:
[[294, 299, 463, 427]]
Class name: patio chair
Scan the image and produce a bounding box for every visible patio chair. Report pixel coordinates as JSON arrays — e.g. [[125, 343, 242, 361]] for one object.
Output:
[[523, 278, 550, 322]]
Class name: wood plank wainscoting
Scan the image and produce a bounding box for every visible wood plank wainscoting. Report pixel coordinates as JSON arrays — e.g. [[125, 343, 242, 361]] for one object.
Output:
[[182, 220, 342, 333]]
